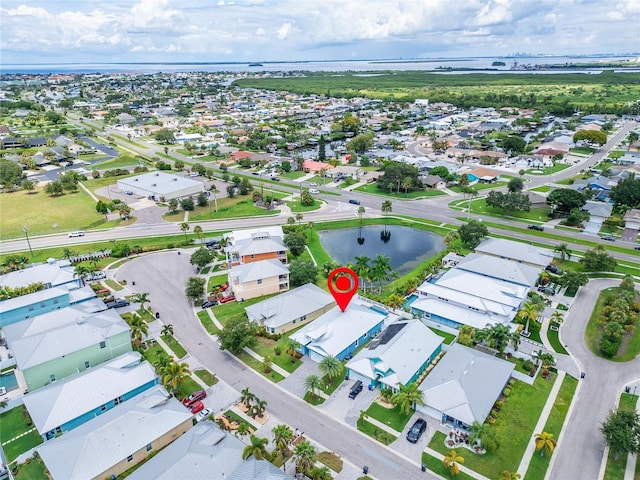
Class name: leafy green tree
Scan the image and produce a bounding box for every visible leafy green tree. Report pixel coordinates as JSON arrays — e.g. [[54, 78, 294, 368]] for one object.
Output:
[[477, 324, 520, 353], [284, 231, 307, 257], [458, 220, 489, 249], [0, 158, 24, 187], [580, 245, 617, 272], [155, 128, 175, 144], [546, 188, 586, 214], [184, 276, 206, 304], [196, 192, 208, 207], [558, 271, 588, 292], [390, 382, 425, 415], [20, 179, 35, 193], [601, 408, 640, 460], [289, 259, 318, 287], [485, 191, 530, 214], [218, 316, 257, 352], [180, 197, 195, 211], [502, 136, 527, 154], [44, 180, 64, 197], [507, 177, 524, 193], [318, 135, 326, 162], [610, 174, 640, 208], [190, 247, 213, 268], [242, 435, 269, 460], [574, 129, 607, 146], [347, 132, 375, 154], [430, 166, 451, 181], [168, 198, 179, 214]]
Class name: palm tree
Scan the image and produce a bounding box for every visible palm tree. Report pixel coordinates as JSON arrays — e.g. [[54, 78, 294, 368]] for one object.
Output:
[[74, 264, 90, 285], [371, 254, 395, 293], [160, 360, 191, 395], [153, 352, 172, 376], [193, 225, 204, 243], [294, 440, 317, 475], [390, 382, 425, 415], [501, 471, 522, 480], [180, 222, 190, 243], [272, 424, 293, 462], [236, 422, 251, 439], [161, 323, 174, 338], [242, 434, 269, 460], [517, 302, 540, 326], [551, 311, 564, 324], [287, 216, 296, 226], [352, 255, 371, 293], [381, 200, 392, 233], [318, 355, 343, 381], [309, 465, 332, 480], [554, 243, 571, 261], [62, 247, 76, 260], [468, 421, 499, 452], [262, 355, 273, 373], [477, 323, 520, 353], [401, 176, 413, 195], [443, 449, 464, 476], [304, 374, 322, 400], [240, 387, 255, 409], [251, 398, 268, 419], [534, 431, 557, 456], [131, 292, 150, 312], [128, 315, 149, 347], [286, 339, 300, 360], [444, 231, 459, 248], [295, 212, 304, 226]]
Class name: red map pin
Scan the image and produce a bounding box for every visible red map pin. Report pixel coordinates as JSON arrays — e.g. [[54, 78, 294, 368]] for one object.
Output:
[[328, 267, 359, 312]]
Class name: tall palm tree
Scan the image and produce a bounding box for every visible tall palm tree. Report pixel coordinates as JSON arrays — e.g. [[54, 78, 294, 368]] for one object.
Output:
[[318, 355, 343, 381], [74, 264, 90, 285], [160, 360, 191, 395], [501, 471, 522, 480], [128, 315, 149, 347], [295, 212, 304, 225], [272, 424, 293, 461], [240, 387, 255, 409], [193, 225, 204, 243], [180, 222, 190, 242], [371, 254, 394, 293], [153, 352, 172, 377], [294, 440, 317, 475], [390, 382, 425, 415], [286, 339, 301, 359], [468, 421, 499, 453], [161, 323, 174, 338], [381, 200, 392, 233], [304, 374, 322, 400], [251, 398, 268, 418], [554, 243, 571, 261], [62, 247, 76, 260], [534, 431, 557, 457], [131, 292, 150, 312], [352, 255, 371, 293], [242, 434, 269, 460], [517, 302, 540, 326], [477, 323, 520, 353], [443, 449, 464, 476], [401, 176, 413, 195]]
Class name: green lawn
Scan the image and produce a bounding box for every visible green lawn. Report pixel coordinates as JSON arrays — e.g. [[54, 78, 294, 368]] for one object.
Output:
[[236, 350, 286, 382], [303, 391, 325, 405], [449, 180, 509, 193], [430, 327, 456, 345], [251, 327, 306, 374], [176, 376, 202, 400], [524, 375, 578, 480], [286, 199, 323, 213], [0, 187, 105, 239], [187, 197, 280, 221], [194, 369, 218, 386], [356, 418, 397, 445], [281, 171, 308, 179], [141, 342, 169, 366], [570, 147, 597, 155], [317, 451, 344, 473], [92, 153, 145, 169], [105, 279, 124, 291], [161, 335, 188, 358], [525, 163, 572, 175], [224, 410, 257, 431], [365, 402, 413, 432], [0, 406, 43, 462], [421, 452, 477, 480], [320, 373, 345, 396], [530, 185, 551, 193], [602, 393, 639, 480], [206, 273, 229, 293], [14, 456, 49, 480], [354, 183, 446, 198], [451, 197, 551, 223], [546, 324, 569, 355], [197, 310, 220, 335], [429, 374, 555, 479]]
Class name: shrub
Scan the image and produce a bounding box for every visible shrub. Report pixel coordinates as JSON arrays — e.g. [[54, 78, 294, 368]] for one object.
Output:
[[167, 243, 175, 249], [274, 346, 282, 356], [503, 387, 511, 397], [522, 359, 534, 372], [600, 338, 621, 358]]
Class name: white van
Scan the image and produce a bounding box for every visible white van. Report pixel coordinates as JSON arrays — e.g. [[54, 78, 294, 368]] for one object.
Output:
[[309, 189, 319, 195], [68, 231, 85, 238]]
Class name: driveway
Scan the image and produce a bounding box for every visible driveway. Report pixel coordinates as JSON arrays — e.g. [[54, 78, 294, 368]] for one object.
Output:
[[550, 278, 640, 480], [116, 251, 440, 479]]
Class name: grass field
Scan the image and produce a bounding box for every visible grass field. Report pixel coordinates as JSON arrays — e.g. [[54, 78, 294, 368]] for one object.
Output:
[[354, 182, 446, 198], [197, 310, 220, 334], [365, 402, 413, 432], [187, 197, 280, 221], [14, 456, 49, 480], [0, 406, 43, 462], [0, 187, 104, 239], [161, 334, 188, 358], [194, 369, 218, 386], [357, 418, 397, 445]]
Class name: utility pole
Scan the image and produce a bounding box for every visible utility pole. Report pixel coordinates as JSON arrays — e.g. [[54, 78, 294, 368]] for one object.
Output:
[[23, 226, 34, 259]]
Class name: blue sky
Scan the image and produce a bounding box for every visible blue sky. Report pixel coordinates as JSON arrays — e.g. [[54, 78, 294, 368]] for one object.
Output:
[[2, 0, 639, 64]]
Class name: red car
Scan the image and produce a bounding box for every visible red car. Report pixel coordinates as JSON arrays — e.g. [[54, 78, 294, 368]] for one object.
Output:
[[189, 400, 204, 414], [219, 295, 236, 304], [182, 390, 207, 407]]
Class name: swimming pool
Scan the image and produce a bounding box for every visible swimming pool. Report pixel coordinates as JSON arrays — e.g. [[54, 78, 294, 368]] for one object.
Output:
[[0, 371, 18, 393]]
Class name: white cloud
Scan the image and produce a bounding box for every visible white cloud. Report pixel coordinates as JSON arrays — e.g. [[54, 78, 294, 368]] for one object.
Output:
[[276, 22, 292, 40], [255, 27, 266, 36]]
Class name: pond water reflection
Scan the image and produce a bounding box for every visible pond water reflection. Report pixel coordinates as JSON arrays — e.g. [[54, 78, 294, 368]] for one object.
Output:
[[317, 225, 445, 276]]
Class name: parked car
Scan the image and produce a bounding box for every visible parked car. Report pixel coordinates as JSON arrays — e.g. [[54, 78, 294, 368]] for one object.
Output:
[[527, 225, 544, 231], [68, 231, 85, 238], [87, 272, 106, 281], [96, 288, 110, 295], [309, 182, 318, 187], [348, 199, 361, 205], [189, 400, 205, 414], [201, 300, 218, 309], [124, 190, 133, 195], [601, 235, 616, 242], [219, 295, 236, 304], [406, 418, 427, 443], [545, 264, 562, 274], [183, 390, 207, 407], [309, 189, 320, 195], [196, 408, 212, 422], [105, 299, 130, 309], [635, 245, 640, 251], [538, 285, 556, 295], [348, 380, 363, 399]]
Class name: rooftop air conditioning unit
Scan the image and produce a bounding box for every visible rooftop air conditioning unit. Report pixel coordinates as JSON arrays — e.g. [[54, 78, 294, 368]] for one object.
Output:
[[173, 178, 177, 181], [152, 183, 156, 186]]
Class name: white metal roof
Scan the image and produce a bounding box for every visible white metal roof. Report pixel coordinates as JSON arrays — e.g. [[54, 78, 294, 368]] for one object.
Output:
[[0, 263, 76, 289], [117, 171, 203, 195], [229, 258, 289, 283], [411, 297, 510, 329], [474, 238, 554, 267], [23, 352, 157, 434], [455, 253, 540, 287], [37, 385, 192, 480]]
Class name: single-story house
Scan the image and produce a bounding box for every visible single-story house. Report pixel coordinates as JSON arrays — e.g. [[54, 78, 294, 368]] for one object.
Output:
[[245, 284, 335, 334], [289, 297, 388, 362], [474, 238, 554, 268], [463, 167, 501, 183], [116, 172, 204, 202], [36, 385, 193, 480], [301, 160, 334, 174], [4, 309, 132, 391], [417, 344, 514, 429], [23, 352, 158, 440], [346, 320, 443, 390], [0, 260, 80, 291], [420, 174, 447, 190], [325, 165, 362, 180], [228, 259, 290, 300], [582, 200, 614, 235], [623, 209, 640, 230]]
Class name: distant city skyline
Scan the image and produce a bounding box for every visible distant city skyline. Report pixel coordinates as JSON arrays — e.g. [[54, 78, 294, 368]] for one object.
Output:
[[1, 0, 639, 65]]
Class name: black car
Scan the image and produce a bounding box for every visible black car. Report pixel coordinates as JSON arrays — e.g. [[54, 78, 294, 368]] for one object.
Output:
[[545, 264, 562, 274], [538, 285, 556, 295], [635, 245, 640, 251], [348, 199, 361, 205], [348, 380, 363, 399], [106, 299, 130, 309], [601, 235, 616, 242], [406, 418, 427, 443], [201, 300, 218, 309], [527, 225, 544, 231]]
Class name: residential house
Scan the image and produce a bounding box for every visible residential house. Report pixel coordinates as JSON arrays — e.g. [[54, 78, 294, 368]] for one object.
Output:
[[227, 258, 290, 300], [0, 260, 80, 291], [623, 209, 640, 230], [3, 309, 132, 391], [326, 165, 362, 180], [290, 297, 388, 362], [301, 159, 334, 174], [474, 238, 554, 268], [245, 283, 335, 334], [417, 344, 514, 429], [228, 150, 254, 163], [0, 285, 102, 328], [346, 320, 443, 391], [462, 167, 501, 183], [36, 385, 193, 480], [454, 253, 540, 288], [582, 200, 614, 235], [224, 227, 288, 267], [23, 352, 158, 440], [420, 174, 447, 190]]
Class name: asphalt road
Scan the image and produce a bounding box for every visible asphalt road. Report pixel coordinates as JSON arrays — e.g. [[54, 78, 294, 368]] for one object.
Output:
[[117, 251, 437, 480], [550, 278, 640, 480]]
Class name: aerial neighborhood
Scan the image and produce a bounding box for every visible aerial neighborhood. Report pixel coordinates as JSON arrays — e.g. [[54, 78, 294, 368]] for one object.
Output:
[[1, 67, 640, 480]]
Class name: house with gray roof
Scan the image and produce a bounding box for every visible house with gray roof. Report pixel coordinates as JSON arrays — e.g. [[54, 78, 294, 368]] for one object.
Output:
[[417, 344, 514, 429], [224, 227, 288, 266], [23, 352, 158, 440], [582, 200, 614, 235], [37, 384, 193, 480], [245, 283, 335, 334], [474, 238, 554, 268], [454, 253, 540, 288], [0, 260, 80, 291], [346, 320, 443, 390], [116, 171, 204, 201], [3, 308, 132, 390], [228, 258, 290, 300], [290, 296, 387, 362]]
